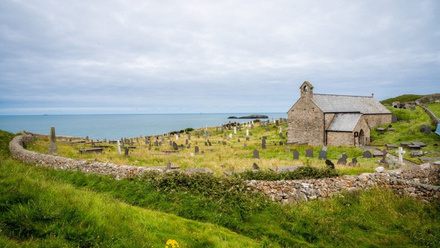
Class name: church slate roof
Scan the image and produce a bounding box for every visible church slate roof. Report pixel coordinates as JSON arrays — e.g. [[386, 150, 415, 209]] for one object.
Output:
[[312, 94, 391, 114], [326, 113, 362, 132]]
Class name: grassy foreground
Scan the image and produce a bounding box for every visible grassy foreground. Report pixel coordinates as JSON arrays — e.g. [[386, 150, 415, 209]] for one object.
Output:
[[1, 130, 440, 247]]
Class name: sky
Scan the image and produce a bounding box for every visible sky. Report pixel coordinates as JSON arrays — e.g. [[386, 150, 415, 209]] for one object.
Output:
[[0, 0, 439, 115]]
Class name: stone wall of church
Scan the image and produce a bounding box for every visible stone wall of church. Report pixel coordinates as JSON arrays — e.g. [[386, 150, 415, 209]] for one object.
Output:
[[364, 114, 392, 129], [326, 132, 353, 146], [287, 98, 324, 145]]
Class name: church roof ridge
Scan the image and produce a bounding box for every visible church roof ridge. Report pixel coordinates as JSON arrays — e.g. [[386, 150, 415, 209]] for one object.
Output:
[[313, 93, 373, 98]]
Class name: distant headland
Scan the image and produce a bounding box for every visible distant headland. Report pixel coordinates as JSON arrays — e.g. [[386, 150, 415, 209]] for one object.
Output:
[[227, 114, 269, 119]]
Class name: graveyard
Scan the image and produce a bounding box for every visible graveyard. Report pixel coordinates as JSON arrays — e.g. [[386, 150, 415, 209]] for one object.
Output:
[[27, 104, 440, 177], [2, 100, 440, 247]]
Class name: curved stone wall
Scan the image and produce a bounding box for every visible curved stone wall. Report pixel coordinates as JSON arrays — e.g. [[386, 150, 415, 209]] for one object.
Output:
[[9, 133, 440, 204]]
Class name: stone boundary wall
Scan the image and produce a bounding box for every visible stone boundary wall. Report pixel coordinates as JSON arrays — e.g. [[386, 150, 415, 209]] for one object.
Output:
[[247, 164, 440, 204], [9, 133, 440, 204], [9, 133, 162, 180]]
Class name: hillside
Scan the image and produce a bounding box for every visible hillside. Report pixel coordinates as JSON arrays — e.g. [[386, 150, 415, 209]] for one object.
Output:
[[380, 94, 423, 105], [1, 126, 440, 247]]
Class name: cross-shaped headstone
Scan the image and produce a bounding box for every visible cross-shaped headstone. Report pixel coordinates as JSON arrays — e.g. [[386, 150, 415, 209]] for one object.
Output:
[[396, 147, 405, 166]]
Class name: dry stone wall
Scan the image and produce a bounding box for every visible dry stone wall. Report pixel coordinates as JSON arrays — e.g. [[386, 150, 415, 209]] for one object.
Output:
[[247, 164, 440, 204], [9, 133, 162, 180], [9, 133, 440, 205]]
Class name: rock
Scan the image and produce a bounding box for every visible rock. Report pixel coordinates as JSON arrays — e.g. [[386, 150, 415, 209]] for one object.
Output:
[[375, 167, 385, 173]]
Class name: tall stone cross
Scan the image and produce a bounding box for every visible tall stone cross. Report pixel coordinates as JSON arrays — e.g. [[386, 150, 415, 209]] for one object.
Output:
[[397, 147, 405, 166]]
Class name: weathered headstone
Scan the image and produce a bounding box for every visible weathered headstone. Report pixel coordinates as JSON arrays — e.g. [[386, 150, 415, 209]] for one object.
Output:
[[325, 159, 335, 169], [380, 149, 388, 167], [195, 146, 199, 155], [305, 149, 313, 158], [244, 143, 247, 148], [351, 158, 358, 166], [420, 125, 426, 133], [246, 137, 249, 141], [253, 149, 259, 159], [293, 150, 299, 159], [167, 160, 171, 170], [279, 132, 283, 138], [318, 150, 327, 160], [48, 126, 57, 154], [262, 139, 266, 149], [124, 147, 129, 157], [424, 125, 432, 134], [391, 114, 397, 123], [337, 156, 347, 165], [253, 163, 259, 170], [172, 142, 178, 150], [117, 140, 122, 155], [363, 150, 372, 158]]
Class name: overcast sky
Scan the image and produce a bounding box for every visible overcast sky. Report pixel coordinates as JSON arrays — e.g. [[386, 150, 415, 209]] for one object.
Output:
[[0, 0, 439, 115]]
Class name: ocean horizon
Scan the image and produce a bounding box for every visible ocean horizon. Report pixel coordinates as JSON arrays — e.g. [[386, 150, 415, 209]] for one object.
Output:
[[0, 112, 286, 140]]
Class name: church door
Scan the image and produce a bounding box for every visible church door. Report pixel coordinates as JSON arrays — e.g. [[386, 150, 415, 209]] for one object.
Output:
[[358, 129, 365, 146]]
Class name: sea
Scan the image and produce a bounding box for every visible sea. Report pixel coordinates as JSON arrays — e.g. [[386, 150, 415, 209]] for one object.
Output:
[[0, 113, 286, 140]]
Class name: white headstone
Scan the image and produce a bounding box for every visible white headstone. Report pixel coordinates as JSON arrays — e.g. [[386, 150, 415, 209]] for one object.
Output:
[[117, 140, 121, 155], [397, 147, 405, 165], [229, 133, 233, 138], [246, 129, 249, 136], [175, 134, 179, 140], [234, 126, 237, 134]]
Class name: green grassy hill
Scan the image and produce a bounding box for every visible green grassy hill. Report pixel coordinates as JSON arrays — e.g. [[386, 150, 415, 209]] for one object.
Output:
[[1, 129, 440, 247], [380, 94, 423, 105]]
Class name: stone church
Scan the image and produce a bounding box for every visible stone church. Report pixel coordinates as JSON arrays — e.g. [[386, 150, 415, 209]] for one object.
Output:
[[287, 81, 392, 147]]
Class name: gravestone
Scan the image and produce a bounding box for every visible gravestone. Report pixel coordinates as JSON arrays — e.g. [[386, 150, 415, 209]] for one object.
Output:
[[279, 132, 283, 138], [244, 143, 247, 148], [185, 139, 188, 145], [167, 160, 171, 170], [293, 150, 299, 159], [363, 150, 372, 158], [251, 123, 254, 129], [424, 126, 431, 134], [117, 140, 121, 155], [229, 133, 232, 139], [341, 153, 347, 160], [172, 142, 178, 150], [234, 126, 237, 134], [124, 147, 129, 157], [350, 158, 358, 166], [391, 114, 397, 123], [195, 146, 199, 155], [253, 163, 260, 170], [237, 139, 240, 143], [246, 137, 249, 141], [420, 125, 426, 133], [262, 139, 266, 149], [222, 141, 226, 146], [337, 156, 347, 165], [208, 140, 212, 146], [253, 149, 260, 159], [279, 141, 283, 145], [325, 159, 335, 169], [188, 134, 191, 140], [380, 149, 388, 167], [246, 129, 249, 136], [397, 147, 405, 165], [305, 149, 313, 158], [48, 126, 57, 154], [318, 150, 327, 160]]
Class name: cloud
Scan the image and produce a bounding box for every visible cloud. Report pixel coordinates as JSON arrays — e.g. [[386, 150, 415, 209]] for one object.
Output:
[[0, 0, 439, 115]]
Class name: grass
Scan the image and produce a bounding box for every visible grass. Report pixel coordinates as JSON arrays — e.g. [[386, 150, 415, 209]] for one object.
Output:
[[27, 120, 379, 176], [1, 128, 440, 247], [426, 102, 440, 119], [380, 94, 423, 105], [0, 131, 259, 247], [371, 106, 440, 163]]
